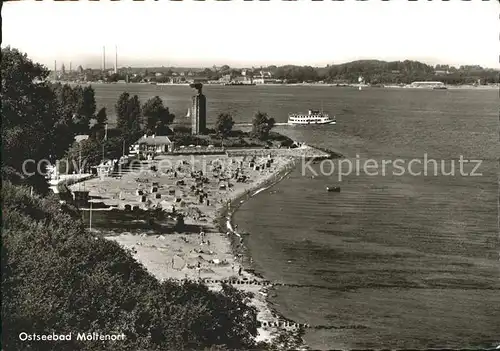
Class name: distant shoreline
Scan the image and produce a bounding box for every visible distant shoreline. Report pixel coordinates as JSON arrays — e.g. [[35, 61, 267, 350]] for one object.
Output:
[[59, 80, 499, 90]]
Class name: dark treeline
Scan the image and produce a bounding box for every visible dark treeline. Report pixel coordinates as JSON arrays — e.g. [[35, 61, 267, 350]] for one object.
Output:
[[1, 46, 265, 350], [13, 63, 177, 175], [269, 60, 499, 84]]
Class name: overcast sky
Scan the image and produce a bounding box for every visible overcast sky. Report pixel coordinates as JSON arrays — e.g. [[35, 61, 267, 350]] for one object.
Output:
[[3, 0, 499, 69]]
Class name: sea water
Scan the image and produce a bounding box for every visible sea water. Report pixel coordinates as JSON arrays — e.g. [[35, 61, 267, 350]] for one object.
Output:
[[93, 84, 499, 349]]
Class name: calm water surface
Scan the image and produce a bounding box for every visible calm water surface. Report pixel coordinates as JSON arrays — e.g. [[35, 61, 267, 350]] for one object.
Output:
[[94, 84, 499, 349]]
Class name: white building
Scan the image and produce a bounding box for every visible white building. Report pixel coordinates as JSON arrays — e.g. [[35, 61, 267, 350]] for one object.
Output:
[[134, 135, 174, 155], [254, 77, 278, 84], [219, 74, 232, 83], [93, 159, 115, 178]]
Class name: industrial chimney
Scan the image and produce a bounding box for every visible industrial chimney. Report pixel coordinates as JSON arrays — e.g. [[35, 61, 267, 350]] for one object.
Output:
[[102, 46, 106, 72], [54, 60, 57, 80]]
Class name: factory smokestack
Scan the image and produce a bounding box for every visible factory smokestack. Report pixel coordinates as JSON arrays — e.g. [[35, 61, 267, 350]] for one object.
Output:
[[54, 60, 57, 80], [69, 61, 72, 72], [114, 46, 118, 74], [102, 46, 106, 72]]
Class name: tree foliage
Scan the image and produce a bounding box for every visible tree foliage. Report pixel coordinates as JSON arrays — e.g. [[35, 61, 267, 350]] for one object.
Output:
[[61, 138, 103, 173], [264, 60, 500, 84], [142, 96, 175, 135], [251, 111, 275, 141], [2, 182, 259, 351], [273, 65, 319, 83], [77, 85, 97, 133], [90, 107, 108, 140], [60, 133, 129, 174], [50, 83, 97, 135], [215, 113, 235, 138]]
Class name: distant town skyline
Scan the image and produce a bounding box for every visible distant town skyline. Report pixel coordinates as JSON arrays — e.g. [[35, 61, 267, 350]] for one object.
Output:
[[3, 1, 499, 69]]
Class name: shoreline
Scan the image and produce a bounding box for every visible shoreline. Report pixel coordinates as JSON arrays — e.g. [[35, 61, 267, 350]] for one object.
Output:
[[217, 157, 296, 267], [214, 147, 342, 347], [60, 80, 499, 90], [222, 159, 311, 348], [214, 147, 342, 348], [214, 157, 308, 347], [67, 150, 331, 348]]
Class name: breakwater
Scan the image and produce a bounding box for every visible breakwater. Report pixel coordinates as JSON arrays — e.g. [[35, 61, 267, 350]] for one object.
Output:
[[306, 144, 344, 159]]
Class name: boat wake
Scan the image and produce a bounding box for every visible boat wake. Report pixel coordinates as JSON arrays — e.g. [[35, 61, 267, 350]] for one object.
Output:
[[233, 122, 289, 127]]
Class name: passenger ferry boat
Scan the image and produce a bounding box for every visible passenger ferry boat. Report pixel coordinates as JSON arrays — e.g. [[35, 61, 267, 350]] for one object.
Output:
[[287, 109, 336, 125]]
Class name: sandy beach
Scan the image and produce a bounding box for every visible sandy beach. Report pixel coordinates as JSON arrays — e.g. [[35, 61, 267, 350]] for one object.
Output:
[[69, 150, 328, 347], [61, 80, 500, 90]]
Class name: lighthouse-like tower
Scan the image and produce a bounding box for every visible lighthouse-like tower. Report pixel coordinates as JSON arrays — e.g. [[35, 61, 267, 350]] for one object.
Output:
[[190, 83, 206, 135]]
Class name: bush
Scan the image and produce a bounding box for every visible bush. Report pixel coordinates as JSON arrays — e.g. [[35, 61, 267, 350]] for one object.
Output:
[[214, 113, 235, 138], [251, 112, 276, 141], [172, 134, 209, 147]]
